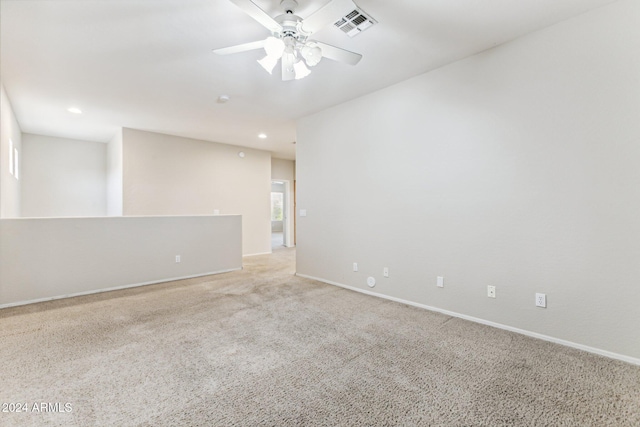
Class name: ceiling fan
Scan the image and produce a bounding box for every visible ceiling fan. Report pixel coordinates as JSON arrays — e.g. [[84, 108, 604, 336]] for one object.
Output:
[[213, 0, 365, 81]]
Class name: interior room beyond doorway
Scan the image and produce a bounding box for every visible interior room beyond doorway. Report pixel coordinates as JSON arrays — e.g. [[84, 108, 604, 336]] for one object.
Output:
[[271, 180, 286, 249]]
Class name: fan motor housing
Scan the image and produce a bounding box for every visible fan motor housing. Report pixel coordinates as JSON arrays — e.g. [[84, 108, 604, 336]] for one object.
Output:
[[275, 14, 306, 42], [280, 0, 298, 14]]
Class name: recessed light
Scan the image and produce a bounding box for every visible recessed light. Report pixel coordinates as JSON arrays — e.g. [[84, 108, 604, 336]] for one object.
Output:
[[258, 133, 267, 139], [238, 151, 245, 158], [67, 107, 82, 114], [217, 95, 230, 104]]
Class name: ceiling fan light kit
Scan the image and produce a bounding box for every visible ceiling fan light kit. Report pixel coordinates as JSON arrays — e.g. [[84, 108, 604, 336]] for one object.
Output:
[[264, 36, 286, 57], [293, 59, 311, 79], [257, 54, 279, 74], [214, 0, 376, 81]]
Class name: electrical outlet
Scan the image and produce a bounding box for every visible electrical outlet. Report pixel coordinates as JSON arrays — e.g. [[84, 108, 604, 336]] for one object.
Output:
[[536, 293, 547, 308], [353, 262, 358, 272], [437, 276, 444, 288], [487, 285, 496, 298], [383, 267, 389, 278], [175, 255, 181, 263]]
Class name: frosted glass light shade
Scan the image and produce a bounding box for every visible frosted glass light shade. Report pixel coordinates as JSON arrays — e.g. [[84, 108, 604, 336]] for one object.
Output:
[[264, 37, 285, 59], [301, 44, 322, 67], [294, 60, 311, 79], [258, 55, 278, 74]]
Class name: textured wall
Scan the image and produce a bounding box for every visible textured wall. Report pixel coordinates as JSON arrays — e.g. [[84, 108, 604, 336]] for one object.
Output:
[[271, 158, 295, 182], [296, 0, 640, 361], [107, 128, 123, 216], [0, 215, 242, 306], [122, 128, 271, 256], [0, 83, 21, 218], [21, 133, 107, 217]]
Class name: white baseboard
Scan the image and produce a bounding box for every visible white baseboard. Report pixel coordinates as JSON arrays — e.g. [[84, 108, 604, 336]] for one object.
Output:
[[296, 273, 640, 367], [243, 251, 273, 257], [0, 268, 241, 310]]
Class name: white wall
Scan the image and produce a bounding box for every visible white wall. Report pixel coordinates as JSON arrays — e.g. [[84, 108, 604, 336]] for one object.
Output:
[[20, 133, 107, 217], [297, 0, 640, 362], [0, 83, 21, 218], [107, 128, 123, 216], [271, 158, 295, 182], [122, 128, 271, 256], [0, 215, 242, 307]]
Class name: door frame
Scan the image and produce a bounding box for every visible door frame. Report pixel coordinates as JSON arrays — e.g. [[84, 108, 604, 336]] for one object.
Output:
[[272, 179, 295, 248]]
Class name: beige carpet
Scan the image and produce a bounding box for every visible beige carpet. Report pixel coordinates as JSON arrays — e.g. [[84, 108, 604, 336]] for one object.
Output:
[[1, 247, 639, 426]]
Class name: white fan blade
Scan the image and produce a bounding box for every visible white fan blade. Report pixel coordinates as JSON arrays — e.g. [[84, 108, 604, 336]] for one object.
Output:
[[229, 0, 282, 33], [282, 53, 295, 81], [213, 39, 266, 55], [300, 0, 357, 35], [316, 42, 362, 65]]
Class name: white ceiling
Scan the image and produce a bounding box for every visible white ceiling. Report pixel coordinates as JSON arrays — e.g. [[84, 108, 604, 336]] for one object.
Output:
[[0, 0, 617, 160]]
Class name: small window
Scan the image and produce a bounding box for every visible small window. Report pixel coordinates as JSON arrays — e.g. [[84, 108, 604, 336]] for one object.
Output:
[[271, 192, 283, 221]]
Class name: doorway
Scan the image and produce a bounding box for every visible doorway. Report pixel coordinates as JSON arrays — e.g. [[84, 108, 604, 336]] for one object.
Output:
[[271, 180, 293, 250]]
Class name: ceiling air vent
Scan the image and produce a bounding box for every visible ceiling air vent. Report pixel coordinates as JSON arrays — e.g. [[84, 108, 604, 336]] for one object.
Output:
[[334, 8, 377, 38]]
